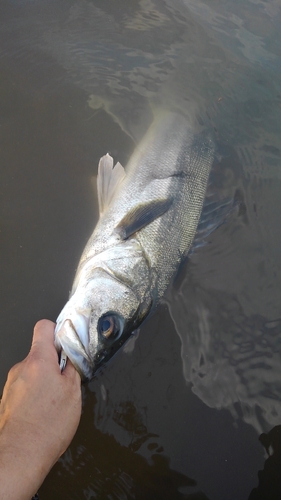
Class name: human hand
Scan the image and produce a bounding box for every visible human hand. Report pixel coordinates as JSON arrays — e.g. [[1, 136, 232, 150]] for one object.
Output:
[[0, 319, 82, 500]]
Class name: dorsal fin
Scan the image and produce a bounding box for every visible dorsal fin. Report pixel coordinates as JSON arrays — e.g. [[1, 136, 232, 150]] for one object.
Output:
[[115, 198, 173, 240], [97, 153, 126, 215]]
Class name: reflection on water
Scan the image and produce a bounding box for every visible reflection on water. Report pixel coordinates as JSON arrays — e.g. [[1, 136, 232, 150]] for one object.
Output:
[[1, 0, 281, 498], [167, 146, 281, 436]]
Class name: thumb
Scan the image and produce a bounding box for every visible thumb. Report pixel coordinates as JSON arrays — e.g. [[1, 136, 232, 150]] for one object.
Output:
[[29, 319, 58, 364]]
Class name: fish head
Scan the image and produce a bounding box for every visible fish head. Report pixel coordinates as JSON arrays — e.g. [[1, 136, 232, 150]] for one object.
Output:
[[55, 268, 143, 379]]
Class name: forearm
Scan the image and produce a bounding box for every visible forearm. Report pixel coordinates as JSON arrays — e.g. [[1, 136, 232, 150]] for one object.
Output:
[[0, 418, 59, 500]]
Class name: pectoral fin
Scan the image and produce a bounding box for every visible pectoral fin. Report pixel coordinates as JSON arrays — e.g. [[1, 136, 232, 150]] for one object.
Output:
[[115, 198, 173, 240], [97, 154, 126, 215]]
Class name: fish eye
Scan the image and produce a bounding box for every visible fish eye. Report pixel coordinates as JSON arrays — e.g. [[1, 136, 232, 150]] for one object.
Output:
[[98, 314, 121, 341]]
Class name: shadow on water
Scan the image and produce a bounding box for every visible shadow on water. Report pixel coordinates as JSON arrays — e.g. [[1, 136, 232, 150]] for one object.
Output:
[[249, 426, 281, 500], [40, 389, 206, 500]]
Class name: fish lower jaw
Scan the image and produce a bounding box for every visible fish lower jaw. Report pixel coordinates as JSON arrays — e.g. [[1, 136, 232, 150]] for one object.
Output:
[[55, 318, 93, 379], [57, 338, 94, 380]]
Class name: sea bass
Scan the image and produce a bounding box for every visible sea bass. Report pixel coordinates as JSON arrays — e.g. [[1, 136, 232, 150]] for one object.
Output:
[[55, 112, 215, 379]]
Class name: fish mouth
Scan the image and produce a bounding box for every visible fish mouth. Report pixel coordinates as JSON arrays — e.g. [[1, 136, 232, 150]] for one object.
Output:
[[55, 319, 93, 380]]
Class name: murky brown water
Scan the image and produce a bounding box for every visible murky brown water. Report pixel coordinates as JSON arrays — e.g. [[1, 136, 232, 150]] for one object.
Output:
[[1, 1, 281, 498]]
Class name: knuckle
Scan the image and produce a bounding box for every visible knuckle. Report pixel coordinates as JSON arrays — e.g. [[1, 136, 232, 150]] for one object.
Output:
[[7, 362, 22, 380]]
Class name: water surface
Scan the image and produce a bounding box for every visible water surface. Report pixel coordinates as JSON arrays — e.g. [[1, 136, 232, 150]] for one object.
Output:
[[1, 1, 281, 498]]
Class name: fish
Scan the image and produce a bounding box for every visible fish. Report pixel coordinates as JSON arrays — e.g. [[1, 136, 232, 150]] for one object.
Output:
[[54, 112, 215, 379]]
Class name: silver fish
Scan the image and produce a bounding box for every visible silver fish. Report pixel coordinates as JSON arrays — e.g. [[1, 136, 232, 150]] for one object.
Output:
[[55, 112, 215, 379]]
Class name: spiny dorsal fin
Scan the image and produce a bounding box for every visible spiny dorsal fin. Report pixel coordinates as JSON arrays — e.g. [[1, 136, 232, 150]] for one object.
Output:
[[97, 153, 126, 215], [115, 198, 173, 240]]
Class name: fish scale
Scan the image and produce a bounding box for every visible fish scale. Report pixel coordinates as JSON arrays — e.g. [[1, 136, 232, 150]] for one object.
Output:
[[55, 111, 215, 379]]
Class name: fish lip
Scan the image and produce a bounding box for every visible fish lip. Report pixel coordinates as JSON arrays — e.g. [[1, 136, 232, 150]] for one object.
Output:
[[55, 319, 93, 379]]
